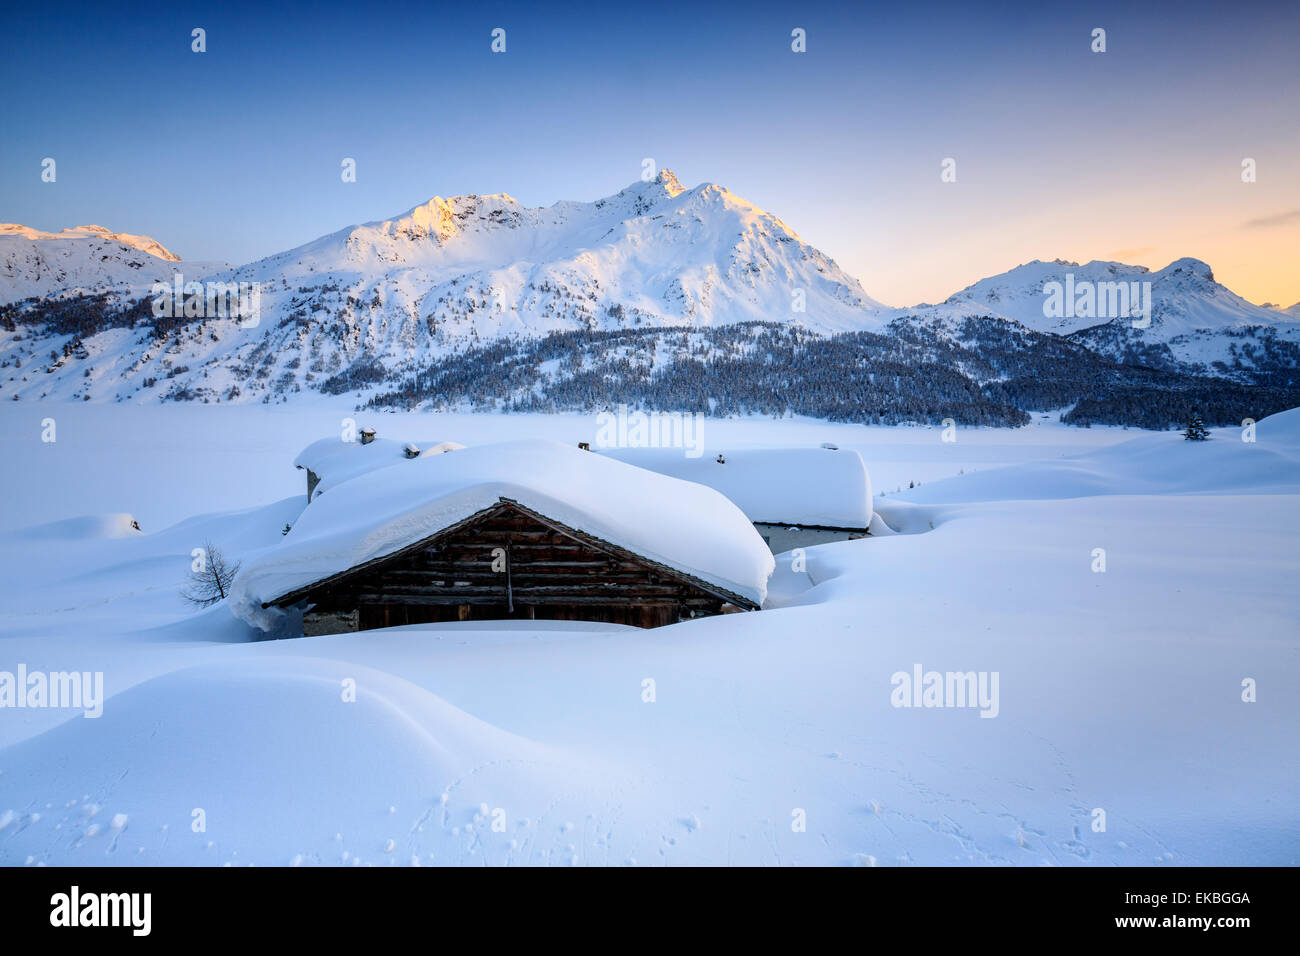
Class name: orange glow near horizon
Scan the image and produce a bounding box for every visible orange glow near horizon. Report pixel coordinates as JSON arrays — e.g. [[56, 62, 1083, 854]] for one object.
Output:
[[831, 159, 1300, 309]]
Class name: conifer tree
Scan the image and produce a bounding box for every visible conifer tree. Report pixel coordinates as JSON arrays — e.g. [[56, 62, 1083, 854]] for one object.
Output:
[[1184, 409, 1210, 441]]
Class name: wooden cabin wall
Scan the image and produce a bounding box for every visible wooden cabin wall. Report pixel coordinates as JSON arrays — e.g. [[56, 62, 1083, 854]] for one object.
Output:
[[302, 506, 727, 631], [354, 602, 680, 630]]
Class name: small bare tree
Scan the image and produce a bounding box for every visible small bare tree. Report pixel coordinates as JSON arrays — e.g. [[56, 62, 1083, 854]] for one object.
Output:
[[182, 540, 241, 607]]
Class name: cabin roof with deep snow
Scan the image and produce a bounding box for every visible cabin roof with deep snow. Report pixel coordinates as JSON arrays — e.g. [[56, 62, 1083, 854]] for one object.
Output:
[[597, 447, 872, 529], [232, 440, 775, 630], [293, 435, 465, 497]]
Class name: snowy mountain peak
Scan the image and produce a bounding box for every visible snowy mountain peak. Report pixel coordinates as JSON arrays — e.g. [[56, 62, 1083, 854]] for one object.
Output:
[[0, 222, 181, 261], [613, 168, 687, 201], [0, 221, 221, 306], [655, 168, 686, 196], [1154, 257, 1214, 287], [938, 255, 1288, 333], [594, 169, 692, 218], [904, 252, 1300, 381], [213, 171, 886, 339], [353, 193, 529, 250]]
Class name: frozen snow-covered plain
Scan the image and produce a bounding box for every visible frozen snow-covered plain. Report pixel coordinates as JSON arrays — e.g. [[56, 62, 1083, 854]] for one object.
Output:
[[0, 402, 1296, 866]]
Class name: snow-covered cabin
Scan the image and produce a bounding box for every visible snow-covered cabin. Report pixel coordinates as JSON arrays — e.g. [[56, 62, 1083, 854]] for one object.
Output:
[[294, 430, 465, 502], [598, 447, 872, 552], [232, 440, 775, 634]]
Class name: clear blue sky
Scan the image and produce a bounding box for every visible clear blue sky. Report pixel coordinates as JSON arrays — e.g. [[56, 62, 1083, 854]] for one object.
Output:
[[2, 0, 1297, 305]]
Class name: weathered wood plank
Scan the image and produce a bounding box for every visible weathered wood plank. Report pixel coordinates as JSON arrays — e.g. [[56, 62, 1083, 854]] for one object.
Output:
[[350, 593, 719, 607]]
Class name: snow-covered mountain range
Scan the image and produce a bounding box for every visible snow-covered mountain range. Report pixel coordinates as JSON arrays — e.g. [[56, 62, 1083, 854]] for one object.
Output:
[[932, 257, 1278, 335], [0, 172, 1296, 418], [897, 256, 1300, 380]]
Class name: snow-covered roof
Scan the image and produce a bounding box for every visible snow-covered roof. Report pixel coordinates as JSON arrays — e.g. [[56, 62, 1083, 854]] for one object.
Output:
[[294, 435, 465, 497], [597, 447, 872, 529], [232, 440, 775, 630]]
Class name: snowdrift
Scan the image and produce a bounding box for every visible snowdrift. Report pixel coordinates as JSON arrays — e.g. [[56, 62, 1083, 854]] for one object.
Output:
[[0, 656, 593, 866]]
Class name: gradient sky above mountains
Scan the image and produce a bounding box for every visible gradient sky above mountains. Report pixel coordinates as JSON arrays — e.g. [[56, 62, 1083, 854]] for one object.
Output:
[[2, 0, 1297, 307]]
